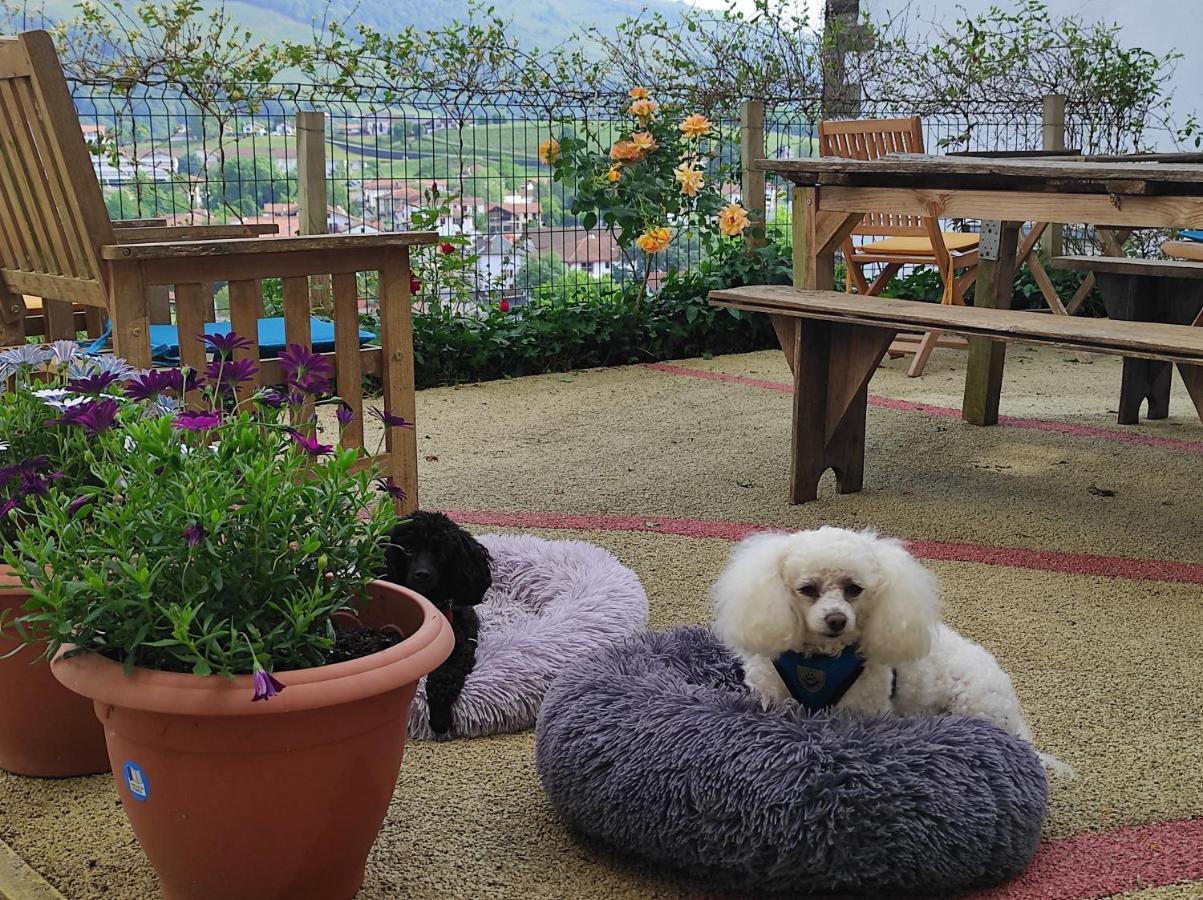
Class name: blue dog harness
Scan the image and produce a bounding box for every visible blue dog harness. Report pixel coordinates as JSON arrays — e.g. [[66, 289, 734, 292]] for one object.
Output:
[[773, 645, 866, 712]]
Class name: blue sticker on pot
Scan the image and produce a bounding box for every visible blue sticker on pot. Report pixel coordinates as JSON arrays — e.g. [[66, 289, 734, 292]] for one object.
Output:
[[122, 761, 149, 802]]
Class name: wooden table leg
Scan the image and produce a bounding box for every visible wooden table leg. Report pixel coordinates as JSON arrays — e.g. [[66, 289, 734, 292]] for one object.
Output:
[[962, 221, 1021, 426], [0, 287, 26, 347]]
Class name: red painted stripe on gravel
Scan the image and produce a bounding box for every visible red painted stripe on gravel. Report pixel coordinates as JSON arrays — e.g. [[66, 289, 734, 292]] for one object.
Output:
[[971, 817, 1203, 899], [642, 362, 1203, 454], [446, 510, 1203, 585]]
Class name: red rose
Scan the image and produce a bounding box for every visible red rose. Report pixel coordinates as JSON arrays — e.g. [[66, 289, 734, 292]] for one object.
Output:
[[439, 241, 455, 255], [498, 299, 511, 313], [409, 275, 421, 295]]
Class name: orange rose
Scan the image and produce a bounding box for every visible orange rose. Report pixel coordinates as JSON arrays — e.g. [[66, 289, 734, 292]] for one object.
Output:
[[679, 114, 712, 139], [636, 226, 673, 254], [606, 165, 621, 183], [610, 140, 642, 162], [629, 86, 649, 99], [718, 202, 751, 236], [538, 138, 560, 164], [631, 131, 657, 154], [629, 98, 658, 120], [674, 163, 704, 197]]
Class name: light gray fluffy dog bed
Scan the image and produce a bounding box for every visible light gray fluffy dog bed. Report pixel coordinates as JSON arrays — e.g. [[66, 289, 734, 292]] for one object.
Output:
[[407, 533, 649, 740]]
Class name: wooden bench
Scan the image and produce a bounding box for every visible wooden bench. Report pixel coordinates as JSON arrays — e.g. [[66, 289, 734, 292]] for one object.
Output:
[[709, 286, 1203, 503], [1053, 256, 1203, 423]]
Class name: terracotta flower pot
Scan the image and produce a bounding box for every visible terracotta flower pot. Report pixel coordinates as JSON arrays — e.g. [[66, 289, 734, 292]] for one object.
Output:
[[0, 565, 110, 777], [52, 581, 453, 900]]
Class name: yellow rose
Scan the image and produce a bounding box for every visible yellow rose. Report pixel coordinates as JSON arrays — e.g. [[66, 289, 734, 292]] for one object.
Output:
[[679, 114, 712, 139], [674, 163, 704, 197], [606, 165, 621, 183], [538, 138, 560, 165], [718, 202, 751, 237], [635, 226, 673, 255], [630, 131, 657, 154], [629, 86, 649, 99], [610, 140, 643, 162], [629, 98, 659, 120]]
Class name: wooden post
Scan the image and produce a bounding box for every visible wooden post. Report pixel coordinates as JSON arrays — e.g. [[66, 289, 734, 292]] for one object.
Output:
[[741, 99, 767, 251], [1042, 94, 1065, 259], [0, 288, 26, 347], [296, 111, 329, 312]]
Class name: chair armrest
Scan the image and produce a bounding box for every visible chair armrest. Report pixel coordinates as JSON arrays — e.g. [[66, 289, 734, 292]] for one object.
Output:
[[115, 224, 280, 244], [101, 231, 438, 261]]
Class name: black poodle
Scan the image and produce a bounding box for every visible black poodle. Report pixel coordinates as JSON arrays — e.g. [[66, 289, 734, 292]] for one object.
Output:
[[381, 510, 492, 740]]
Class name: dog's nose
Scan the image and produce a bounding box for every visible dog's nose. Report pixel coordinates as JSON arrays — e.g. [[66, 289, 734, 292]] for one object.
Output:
[[824, 612, 848, 633], [409, 568, 435, 588]]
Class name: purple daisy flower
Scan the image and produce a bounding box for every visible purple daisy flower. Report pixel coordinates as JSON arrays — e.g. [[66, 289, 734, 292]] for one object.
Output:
[[375, 477, 407, 502], [335, 401, 354, 426], [66, 495, 90, 518], [286, 429, 333, 457], [202, 332, 254, 357], [0, 498, 19, 517], [173, 411, 223, 432], [67, 371, 121, 395], [126, 369, 194, 401], [369, 408, 414, 429], [280, 344, 334, 396], [205, 357, 259, 394], [252, 668, 286, 702], [182, 523, 206, 547], [77, 398, 120, 435], [255, 388, 288, 409]]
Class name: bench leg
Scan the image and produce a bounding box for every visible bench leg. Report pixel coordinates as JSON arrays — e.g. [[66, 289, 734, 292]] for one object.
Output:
[[963, 221, 1021, 426], [1117, 357, 1173, 424], [1178, 364, 1203, 425], [788, 320, 895, 503]]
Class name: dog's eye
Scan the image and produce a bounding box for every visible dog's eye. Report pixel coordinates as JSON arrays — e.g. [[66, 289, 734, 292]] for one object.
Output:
[[799, 584, 820, 599], [845, 583, 863, 599]]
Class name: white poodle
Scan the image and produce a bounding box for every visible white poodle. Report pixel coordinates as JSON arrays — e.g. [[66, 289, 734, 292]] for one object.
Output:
[[712, 526, 1071, 773]]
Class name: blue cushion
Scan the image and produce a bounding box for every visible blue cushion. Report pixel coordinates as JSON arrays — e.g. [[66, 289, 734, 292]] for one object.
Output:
[[145, 317, 375, 364], [1179, 230, 1203, 243]]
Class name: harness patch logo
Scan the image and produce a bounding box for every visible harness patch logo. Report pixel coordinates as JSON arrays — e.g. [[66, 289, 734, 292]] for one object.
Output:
[[796, 666, 826, 694]]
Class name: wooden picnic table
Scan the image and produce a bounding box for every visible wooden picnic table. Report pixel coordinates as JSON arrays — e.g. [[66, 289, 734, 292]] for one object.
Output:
[[757, 153, 1203, 425]]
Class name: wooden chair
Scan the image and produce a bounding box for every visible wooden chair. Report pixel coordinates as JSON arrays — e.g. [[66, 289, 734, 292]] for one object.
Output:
[[819, 117, 980, 376], [0, 30, 435, 510]]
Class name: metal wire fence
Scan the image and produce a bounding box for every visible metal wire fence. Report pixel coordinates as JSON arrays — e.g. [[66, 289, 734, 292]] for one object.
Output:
[[73, 81, 1103, 316]]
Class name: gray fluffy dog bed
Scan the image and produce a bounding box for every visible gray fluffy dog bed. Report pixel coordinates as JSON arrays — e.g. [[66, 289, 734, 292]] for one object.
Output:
[[408, 534, 648, 740], [536, 626, 1047, 896]]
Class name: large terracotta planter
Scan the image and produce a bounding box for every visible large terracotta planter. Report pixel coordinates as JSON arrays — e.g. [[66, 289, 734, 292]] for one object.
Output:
[[52, 581, 453, 900], [0, 565, 110, 777]]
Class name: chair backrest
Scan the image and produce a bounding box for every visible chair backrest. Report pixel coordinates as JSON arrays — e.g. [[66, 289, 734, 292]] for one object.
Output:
[[819, 116, 927, 237], [0, 30, 115, 308]]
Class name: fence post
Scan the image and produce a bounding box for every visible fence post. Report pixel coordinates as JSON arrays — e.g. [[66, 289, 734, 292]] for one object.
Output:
[[1041, 93, 1065, 259], [296, 110, 330, 310], [741, 99, 767, 251]]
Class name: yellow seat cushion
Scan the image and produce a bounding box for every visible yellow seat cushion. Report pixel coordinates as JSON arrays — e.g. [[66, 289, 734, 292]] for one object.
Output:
[[858, 233, 980, 256], [22, 295, 42, 312]]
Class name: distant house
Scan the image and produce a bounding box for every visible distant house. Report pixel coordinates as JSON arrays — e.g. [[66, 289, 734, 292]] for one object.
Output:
[[421, 116, 462, 135], [488, 199, 542, 233], [473, 233, 527, 292], [528, 228, 622, 280], [240, 121, 268, 136], [80, 122, 108, 144], [273, 121, 297, 137]]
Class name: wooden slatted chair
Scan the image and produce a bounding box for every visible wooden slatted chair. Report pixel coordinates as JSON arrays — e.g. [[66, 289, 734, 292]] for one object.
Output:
[[819, 116, 980, 376], [0, 30, 435, 510]]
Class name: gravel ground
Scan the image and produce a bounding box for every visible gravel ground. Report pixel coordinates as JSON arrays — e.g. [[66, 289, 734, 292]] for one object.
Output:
[[2, 344, 1201, 899]]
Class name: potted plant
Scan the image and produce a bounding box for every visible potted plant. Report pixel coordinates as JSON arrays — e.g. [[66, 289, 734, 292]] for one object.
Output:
[[0, 341, 147, 777], [5, 337, 453, 900]]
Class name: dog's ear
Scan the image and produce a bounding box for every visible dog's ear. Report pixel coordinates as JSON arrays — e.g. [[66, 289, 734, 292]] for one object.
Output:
[[859, 535, 939, 665], [712, 533, 800, 658], [448, 527, 492, 605]]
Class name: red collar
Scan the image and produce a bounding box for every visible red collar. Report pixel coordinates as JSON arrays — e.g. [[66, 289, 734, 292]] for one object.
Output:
[[442, 607, 454, 624]]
